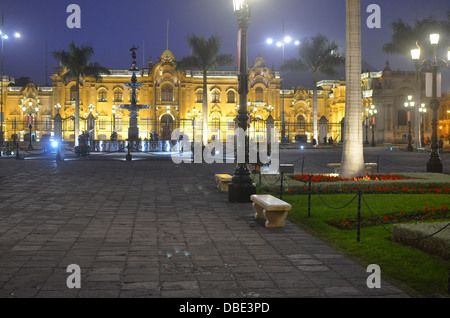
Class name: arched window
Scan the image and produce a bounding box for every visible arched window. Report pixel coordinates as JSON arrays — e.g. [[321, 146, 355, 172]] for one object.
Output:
[[211, 89, 220, 103], [227, 91, 235, 103], [255, 87, 264, 102], [398, 110, 407, 126], [70, 86, 77, 101], [297, 115, 306, 130], [114, 89, 123, 102], [196, 89, 203, 103], [161, 84, 173, 102], [212, 115, 220, 130], [98, 89, 107, 102]]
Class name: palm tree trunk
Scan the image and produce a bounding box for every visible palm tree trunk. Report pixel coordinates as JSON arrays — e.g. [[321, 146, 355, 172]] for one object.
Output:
[[312, 72, 318, 145], [340, 0, 365, 178], [75, 82, 80, 146], [202, 71, 208, 146]]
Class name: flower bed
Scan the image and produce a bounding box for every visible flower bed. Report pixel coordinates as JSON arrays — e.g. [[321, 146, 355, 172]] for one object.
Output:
[[327, 204, 450, 230], [281, 173, 450, 195], [293, 173, 412, 183]]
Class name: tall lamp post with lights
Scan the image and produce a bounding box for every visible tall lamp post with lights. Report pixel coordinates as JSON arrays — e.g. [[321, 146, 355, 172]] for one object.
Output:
[[363, 107, 370, 145], [411, 34, 449, 172], [404, 95, 415, 152], [0, 28, 21, 146], [22, 101, 38, 150], [266, 24, 299, 144], [411, 47, 422, 149], [229, 0, 256, 203], [368, 104, 377, 147], [419, 103, 427, 147]]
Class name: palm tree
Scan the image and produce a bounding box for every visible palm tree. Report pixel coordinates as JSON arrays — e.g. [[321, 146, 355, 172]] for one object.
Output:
[[177, 34, 233, 145], [340, 0, 365, 178], [383, 15, 449, 57], [53, 41, 111, 146], [281, 34, 344, 145]]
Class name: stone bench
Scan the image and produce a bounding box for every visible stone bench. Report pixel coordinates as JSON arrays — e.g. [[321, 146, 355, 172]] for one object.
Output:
[[327, 163, 378, 174], [250, 194, 292, 228], [215, 174, 233, 192]]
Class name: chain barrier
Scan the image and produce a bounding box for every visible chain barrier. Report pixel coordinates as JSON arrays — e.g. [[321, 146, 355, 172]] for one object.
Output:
[[315, 187, 359, 210]]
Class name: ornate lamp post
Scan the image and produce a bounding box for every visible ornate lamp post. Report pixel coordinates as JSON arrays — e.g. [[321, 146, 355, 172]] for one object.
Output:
[[412, 34, 449, 172], [22, 101, 38, 150], [229, 0, 256, 203], [419, 103, 427, 147], [0, 29, 21, 146], [368, 104, 377, 147], [404, 95, 414, 152], [411, 47, 421, 149], [266, 23, 299, 144], [364, 107, 370, 145]]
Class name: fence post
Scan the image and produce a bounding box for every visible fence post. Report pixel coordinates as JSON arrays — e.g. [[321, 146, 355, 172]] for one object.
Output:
[[377, 155, 379, 173], [259, 168, 262, 192], [357, 190, 362, 242], [308, 174, 312, 217], [280, 170, 284, 200]]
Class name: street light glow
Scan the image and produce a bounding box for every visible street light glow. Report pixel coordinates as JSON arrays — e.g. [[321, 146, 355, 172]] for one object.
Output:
[[233, 0, 245, 11], [14, 32, 21, 38], [294, 40, 300, 46], [411, 48, 420, 60], [266, 38, 273, 45], [276, 41, 282, 47], [430, 33, 439, 45], [284, 36, 292, 43]]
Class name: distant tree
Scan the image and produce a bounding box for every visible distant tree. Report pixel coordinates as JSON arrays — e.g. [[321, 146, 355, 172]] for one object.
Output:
[[383, 14, 449, 57], [281, 34, 344, 145], [177, 34, 233, 145], [53, 41, 111, 146]]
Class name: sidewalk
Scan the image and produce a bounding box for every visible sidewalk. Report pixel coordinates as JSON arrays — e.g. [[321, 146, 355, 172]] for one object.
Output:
[[0, 154, 409, 298]]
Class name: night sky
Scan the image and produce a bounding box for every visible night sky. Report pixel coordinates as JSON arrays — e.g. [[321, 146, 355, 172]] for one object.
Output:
[[1, 0, 449, 91]]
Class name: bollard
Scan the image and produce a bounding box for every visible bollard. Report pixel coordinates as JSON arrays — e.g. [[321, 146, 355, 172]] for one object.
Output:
[[279, 171, 284, 200], [357, 190, 362, 242], [308, 174, 312, 217], [301, 157, 305, 174]]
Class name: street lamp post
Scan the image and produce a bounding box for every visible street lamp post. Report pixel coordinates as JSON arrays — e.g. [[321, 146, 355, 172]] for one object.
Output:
[[0, 28, 21, 146], [368, 105, 377, 147], [266, 23, 299, 144], [412, 34, 449, 172], [411, 47, 421, 149], [229, 0, 256, 203], [364, 107, 369, 145], [22, 101, 38, 150], [419, 103, 427, 147], [404, 95, 414, 152]]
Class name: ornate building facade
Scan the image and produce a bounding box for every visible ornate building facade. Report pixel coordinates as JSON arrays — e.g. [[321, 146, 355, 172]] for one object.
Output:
[[0, 49, 448, 146]]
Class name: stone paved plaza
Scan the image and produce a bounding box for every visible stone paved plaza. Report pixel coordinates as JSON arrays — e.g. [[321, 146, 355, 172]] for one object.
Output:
[[0, 146, 447, 298]]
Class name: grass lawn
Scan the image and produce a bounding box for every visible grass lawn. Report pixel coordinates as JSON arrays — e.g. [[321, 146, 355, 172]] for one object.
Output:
[[281, 193, 450, 297]]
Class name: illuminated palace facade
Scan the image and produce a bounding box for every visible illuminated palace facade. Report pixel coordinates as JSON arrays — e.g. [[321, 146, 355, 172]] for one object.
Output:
[[1, 49, 449, 145]]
